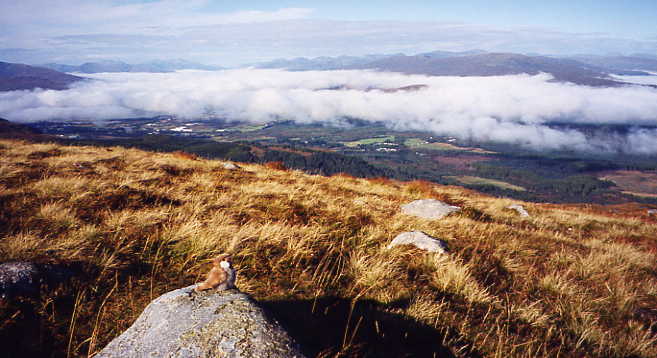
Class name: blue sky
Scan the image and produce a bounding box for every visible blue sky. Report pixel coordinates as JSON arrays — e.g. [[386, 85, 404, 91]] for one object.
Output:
[[1, 0, 656, 66], [207, 0, 657, 37]]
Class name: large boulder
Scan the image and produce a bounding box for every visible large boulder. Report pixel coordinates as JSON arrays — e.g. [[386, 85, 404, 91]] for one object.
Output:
[[96, 285, 305, 358], [387, 231, 449, 254], [401, 199, 460, 220]]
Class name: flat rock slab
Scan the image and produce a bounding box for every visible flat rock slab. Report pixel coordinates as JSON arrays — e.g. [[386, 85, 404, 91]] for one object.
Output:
[[507, 204, 530, 217], [388, 231, 449, 254], [96, 285, 305, 358], [401, 199, 460, 220]]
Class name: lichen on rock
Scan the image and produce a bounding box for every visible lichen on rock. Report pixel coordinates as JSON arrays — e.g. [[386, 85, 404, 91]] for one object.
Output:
[[401, 199, 460, 220], [96, 285, 305, 358], [388, 231, 449, 254]]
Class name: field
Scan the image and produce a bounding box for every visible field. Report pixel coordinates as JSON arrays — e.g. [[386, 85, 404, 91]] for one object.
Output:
[[404, 138, 496, 154], [342, 135, 396, 147], [1, 139, 657, 357], [601, 171, 657, 195], [224, 124, 269, 132], [445, 176, 527, 191], [622, 191, 657, 199]]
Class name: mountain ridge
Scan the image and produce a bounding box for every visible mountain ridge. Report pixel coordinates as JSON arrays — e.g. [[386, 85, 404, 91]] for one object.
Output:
[[0, 61, 84, 91], [249, 51, 657, 87], [43, 59, 222, 74], [348, 52, 624, 86]]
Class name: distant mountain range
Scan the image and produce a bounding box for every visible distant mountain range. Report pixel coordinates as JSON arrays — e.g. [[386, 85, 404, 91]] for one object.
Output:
[[0, 61, 83, 91], [251, 51, 657, 87], [43, 59, 221, 74], [252, 50, 489, 71], [412, 49, 490, 59], [252, 54, 395, 71], [567, 55, 657, 73], [350, 52, 625, 86], [4, 51, 657, 92], [0, 59, 220, 90]]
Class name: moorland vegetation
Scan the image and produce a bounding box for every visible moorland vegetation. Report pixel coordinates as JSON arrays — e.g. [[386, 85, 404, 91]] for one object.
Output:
[[1, 139, 656, 357]]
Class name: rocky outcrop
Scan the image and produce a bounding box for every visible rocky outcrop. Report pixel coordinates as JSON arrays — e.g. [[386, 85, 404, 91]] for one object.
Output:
[[507, 204, 530, 217], [401, 199, 460, 220], [388, 231, 449, 254], [96, 286, 305, 358]]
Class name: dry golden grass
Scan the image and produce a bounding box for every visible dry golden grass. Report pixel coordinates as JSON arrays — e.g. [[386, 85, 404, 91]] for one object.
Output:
[[264, 160, 288, 171], [1, 138, 656, 358]]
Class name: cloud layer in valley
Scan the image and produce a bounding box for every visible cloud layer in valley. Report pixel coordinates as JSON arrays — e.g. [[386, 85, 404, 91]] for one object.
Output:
[[2, 69, 657, 154]]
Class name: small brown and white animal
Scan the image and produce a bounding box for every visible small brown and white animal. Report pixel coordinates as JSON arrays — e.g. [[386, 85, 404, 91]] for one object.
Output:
[[194, 254, 236, 292]]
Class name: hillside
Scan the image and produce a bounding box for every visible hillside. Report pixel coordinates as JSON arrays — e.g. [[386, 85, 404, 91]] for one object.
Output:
[[0, 118, 45, 140], [1, 139, 656, 357], [0, 62, 83, 91]]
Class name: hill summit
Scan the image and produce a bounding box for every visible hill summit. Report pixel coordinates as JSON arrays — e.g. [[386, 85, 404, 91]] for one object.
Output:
[[0, 139, 656, 357], [0, 61, 83, 91]]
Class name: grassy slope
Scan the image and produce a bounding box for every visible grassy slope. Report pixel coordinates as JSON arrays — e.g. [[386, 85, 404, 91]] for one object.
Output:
[[445, 176, 527, 192], [1, 139, 656, 358]]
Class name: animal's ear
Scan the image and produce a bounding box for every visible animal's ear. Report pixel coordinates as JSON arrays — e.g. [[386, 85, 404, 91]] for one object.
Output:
[[212, 257, 222, 266]]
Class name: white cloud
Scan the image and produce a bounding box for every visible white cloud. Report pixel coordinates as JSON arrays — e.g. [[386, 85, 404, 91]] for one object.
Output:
[[611, 74, 657, 86], [0, 1, 312, 29], [0, 1, 313, 59], [2, 1, 656, 66], [2, 69, 657, 154]]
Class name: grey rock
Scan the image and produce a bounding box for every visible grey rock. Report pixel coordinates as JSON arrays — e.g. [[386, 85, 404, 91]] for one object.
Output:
[[387, 231, 449, 254], [507, 204, 530, 217], [222, 162, 239, 170], [401, 199, 460, 220], [648, 209, 657, 215], [0, 262, 41, 299], [96, 285, 305, 358]]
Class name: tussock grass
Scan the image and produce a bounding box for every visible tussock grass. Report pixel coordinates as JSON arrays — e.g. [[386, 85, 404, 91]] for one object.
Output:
[[1, 139, 656, 357], [429, 256, 494, 304]]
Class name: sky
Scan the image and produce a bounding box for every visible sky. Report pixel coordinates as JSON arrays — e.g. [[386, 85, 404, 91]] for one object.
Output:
[[1, 0, 657, 66]]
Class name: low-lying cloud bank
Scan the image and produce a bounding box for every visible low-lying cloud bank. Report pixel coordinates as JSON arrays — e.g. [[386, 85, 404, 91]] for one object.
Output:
[[2, 69, 657, 154]]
